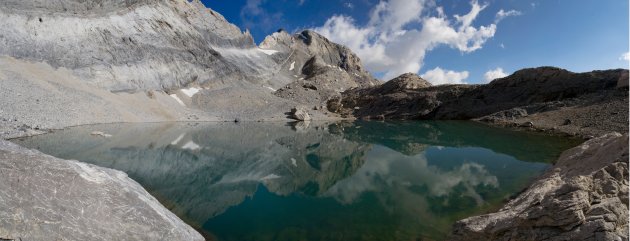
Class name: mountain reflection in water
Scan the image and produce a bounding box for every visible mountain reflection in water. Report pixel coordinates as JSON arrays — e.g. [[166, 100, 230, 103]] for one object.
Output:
[[15, 121, 580, 241]]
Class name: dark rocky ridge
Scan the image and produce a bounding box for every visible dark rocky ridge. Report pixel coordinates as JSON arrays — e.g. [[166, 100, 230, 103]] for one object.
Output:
[[332, 67, 629, 136]]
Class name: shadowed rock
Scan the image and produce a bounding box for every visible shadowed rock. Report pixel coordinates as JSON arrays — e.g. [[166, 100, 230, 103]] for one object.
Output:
[[333, 67, 628, 127]]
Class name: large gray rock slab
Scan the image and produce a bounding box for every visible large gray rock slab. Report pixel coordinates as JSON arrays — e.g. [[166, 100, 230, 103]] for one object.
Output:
[[450, 133, 629, 241], [0, 139, 204, 241]]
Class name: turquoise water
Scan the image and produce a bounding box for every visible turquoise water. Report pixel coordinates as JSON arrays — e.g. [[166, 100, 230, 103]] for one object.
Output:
[[14, 121, 581, 241]]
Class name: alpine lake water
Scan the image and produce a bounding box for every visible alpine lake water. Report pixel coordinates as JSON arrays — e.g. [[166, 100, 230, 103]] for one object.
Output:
[[14, 121, 582, 241]]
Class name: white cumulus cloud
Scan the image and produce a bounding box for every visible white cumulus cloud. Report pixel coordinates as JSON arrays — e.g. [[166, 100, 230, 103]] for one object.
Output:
[[314, 0, 519, 80], [620, 52, 630, 61], [483, 67, 509, 83], [421, 67, 469, 85]]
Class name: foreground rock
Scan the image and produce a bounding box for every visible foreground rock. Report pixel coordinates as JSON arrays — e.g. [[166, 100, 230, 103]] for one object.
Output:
[[0, 140, 204, 241], [451, 133, 629, 241]]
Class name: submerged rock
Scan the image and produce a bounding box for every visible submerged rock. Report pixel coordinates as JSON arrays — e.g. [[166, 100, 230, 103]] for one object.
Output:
[[450, 133, 629, 241], [0, 140, 203, 241], [90, 131, 113, 138]]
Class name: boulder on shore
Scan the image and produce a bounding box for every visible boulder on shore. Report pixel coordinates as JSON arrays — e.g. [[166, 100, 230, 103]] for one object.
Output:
[[290, 106, 312, 121], [0, 140, 204, 241]]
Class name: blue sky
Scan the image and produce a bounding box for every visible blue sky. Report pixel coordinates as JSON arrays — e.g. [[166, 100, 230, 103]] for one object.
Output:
[[202, 0, 629, 84]]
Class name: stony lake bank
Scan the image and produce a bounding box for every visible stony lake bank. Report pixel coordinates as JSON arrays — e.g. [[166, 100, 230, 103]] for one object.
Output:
[[1, 0, 629, 240]]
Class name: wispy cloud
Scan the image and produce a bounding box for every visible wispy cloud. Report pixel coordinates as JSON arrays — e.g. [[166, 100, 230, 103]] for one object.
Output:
[[421, 67, 469, 85], [484, 67, 509, 83], [620, 52, 630, 61], [314, 0, 520, 80], [495, 9, 522, 22]]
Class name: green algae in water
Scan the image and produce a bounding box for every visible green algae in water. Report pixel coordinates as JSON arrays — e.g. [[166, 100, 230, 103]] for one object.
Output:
[[15, 121, 581, 241]]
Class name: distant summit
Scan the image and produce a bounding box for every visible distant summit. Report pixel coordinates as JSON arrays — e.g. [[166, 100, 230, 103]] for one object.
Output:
[[380, 73, 432, 93]]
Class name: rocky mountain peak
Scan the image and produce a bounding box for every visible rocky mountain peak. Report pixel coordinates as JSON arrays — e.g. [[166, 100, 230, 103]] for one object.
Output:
[[259, 29, 293, 50], [381, 73, 432, 92], [493, 66, 571, 85], [297, 30, 370, 76]]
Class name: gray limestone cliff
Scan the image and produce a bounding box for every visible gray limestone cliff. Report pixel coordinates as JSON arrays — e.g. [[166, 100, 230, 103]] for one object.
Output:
[[0, 0, 376, 94], [0, 0, 256, 91]]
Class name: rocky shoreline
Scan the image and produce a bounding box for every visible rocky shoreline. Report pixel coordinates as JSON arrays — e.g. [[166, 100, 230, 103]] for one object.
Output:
[[451, 133, 628, 241], [327, 67, 629, 240]]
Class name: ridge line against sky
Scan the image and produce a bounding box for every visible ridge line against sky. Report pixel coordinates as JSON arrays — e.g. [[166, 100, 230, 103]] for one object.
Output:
[[203, 0, 629, 84]]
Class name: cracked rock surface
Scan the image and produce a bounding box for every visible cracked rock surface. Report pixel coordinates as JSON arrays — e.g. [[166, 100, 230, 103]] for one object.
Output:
[[450, 133, 629, 241], [0, 139, 204, 241]]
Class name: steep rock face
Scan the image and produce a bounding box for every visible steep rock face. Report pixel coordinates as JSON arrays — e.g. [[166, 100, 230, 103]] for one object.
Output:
[[260, 30, 375, 83], [450, 133, 629, 241], [267, 30, 381, 105], [0, 0, 377, 94], [0, 0, 260, 92], [0, 139, 204, 241]]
